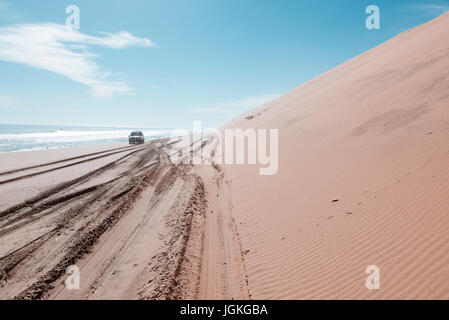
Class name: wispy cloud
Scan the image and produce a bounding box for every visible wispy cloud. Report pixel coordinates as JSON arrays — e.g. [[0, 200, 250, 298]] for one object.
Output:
[[408, 3, 449, 18], [191, 93, 281, 114], [0, 23, 156, 97]]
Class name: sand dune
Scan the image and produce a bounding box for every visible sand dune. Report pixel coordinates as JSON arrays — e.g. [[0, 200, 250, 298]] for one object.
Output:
[[220, 12, 449, 299]]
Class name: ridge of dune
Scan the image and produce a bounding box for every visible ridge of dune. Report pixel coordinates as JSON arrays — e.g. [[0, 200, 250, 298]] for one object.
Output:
[[222, 11, 449, 299]]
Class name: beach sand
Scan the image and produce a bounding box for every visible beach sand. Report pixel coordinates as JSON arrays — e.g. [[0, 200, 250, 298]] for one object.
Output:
[[1, 11, 449, 300]]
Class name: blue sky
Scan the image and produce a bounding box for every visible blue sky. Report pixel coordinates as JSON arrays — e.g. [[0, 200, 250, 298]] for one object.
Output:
[[0, 0, 448, 129]]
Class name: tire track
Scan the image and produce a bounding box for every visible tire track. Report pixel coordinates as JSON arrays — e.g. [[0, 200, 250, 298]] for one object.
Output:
[[0, 137, 246, 300], [0, 145, 150, 220], [0, 142, 163, 298], [15, 168, 158, 300], [0, 144, 141, 177], [0, 145, 148, 186]]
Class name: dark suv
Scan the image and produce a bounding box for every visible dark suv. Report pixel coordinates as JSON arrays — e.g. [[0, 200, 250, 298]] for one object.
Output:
[[128, 131, 144, 144]]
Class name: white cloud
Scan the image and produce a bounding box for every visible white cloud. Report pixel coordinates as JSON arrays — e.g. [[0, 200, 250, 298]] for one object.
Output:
[[408, 3, 449, 17], [191, 93, 281, 114], [0, 23, 156, 97]]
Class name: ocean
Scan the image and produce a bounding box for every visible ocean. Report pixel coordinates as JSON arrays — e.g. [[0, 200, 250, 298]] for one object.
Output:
[[0, 124, 175, 153]]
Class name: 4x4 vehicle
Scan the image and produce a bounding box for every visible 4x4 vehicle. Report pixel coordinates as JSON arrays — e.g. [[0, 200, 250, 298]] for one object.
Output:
[[128, 131, 144, 144]]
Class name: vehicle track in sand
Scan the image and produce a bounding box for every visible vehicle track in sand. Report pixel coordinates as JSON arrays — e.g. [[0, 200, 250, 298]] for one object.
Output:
[[0, 144, 142, 178], [0, 141, 161, 298], [194, 162, 251, 300], [0, 136, 250, 300], [0, 144, 150, 213], [0, 145, 148, 186]]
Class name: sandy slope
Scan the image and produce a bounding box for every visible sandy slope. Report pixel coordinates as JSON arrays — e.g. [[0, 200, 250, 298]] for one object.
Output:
[[220, 12, 449, 299]]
